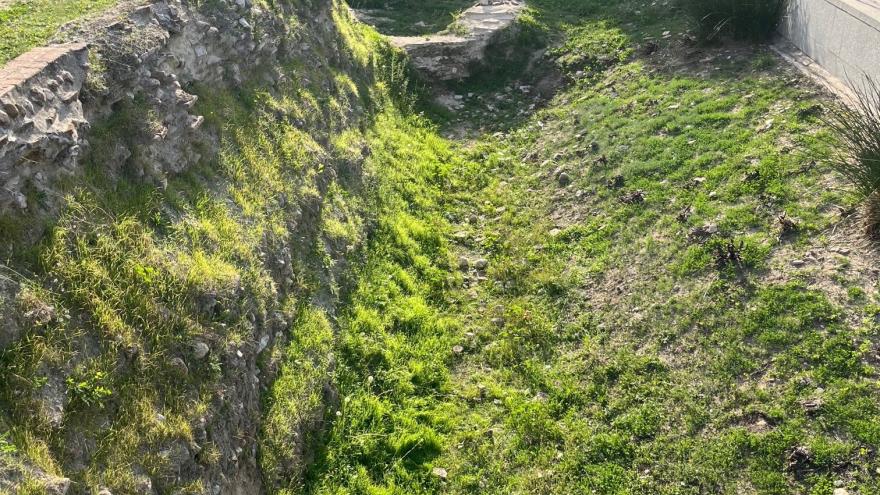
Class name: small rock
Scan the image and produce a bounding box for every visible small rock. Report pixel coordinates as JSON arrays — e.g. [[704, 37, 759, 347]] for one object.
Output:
[[607, 174, 624, 188], [29, 87, 47, 104], [169, 357, 188, 376], [192, 341, 210, 359], [833, 489, 849, 495], [801, 397, 823, 414], [688, 223, 718, 242], [2, 102, 19, 118], [619, 189, 645, 205], [786, 445, 812, 472], [474, 258, 489, 270], [457, 256, 470, 271], [557, 172, 572, 187], [431, 467, 448, 479], [257, 334, 270, 353], [467, 214, 478, 224], [0, 110, 9, 126], [12, 191, 27, 210], [791, 259, 806, 267], [238, 18, 251, 29], [44, 476, 71, 495], [452, 345, 464, 354], [757, 119, 775, 132], [491, 317, 505, 327], [689, 176, 706, 188]]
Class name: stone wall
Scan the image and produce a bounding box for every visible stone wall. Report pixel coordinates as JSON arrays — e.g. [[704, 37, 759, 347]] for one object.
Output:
[[781, 0, 880, 91], [0, 44, 89, 211], [0, 0, 294, 216]]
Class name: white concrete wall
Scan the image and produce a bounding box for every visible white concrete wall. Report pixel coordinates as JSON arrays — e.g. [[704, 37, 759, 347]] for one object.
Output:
[[781, 0, 880, 91]]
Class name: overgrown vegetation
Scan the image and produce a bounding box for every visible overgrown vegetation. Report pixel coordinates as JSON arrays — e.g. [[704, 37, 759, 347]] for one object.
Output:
[[679, 0, 787, 41]]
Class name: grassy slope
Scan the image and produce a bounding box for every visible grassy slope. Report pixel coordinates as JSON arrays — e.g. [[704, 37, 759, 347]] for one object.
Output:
[[283, 1, 880, 495], [0, 0, 117, 65]]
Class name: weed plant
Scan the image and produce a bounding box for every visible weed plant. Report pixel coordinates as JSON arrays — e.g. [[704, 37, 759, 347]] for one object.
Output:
[[823, 78, 880, 234]]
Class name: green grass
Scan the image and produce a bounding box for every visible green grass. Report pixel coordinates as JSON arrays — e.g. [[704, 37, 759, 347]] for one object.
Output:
[[284, 1, 880, 494], [0, 0, 117, 65]]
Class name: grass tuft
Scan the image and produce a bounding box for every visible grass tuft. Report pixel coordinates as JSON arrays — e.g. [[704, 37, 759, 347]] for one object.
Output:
[[823, 78, 880, 235]]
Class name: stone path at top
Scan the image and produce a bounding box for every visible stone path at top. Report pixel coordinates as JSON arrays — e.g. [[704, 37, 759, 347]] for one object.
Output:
[[383, 0, 525, 80]]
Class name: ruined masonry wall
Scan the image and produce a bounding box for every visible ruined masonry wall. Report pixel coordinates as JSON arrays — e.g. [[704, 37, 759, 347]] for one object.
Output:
[[0, 0, 291, 215], [0, 44, 89, 210]]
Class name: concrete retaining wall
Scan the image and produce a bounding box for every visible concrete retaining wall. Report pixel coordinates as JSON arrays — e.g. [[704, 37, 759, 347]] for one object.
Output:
[[781, 0, 880, 91]]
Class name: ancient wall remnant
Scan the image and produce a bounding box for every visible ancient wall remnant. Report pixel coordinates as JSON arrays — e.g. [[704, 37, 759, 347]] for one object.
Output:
[[0, 44, 89, 211]]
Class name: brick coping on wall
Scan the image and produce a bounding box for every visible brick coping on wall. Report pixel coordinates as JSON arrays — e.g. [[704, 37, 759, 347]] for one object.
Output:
[[0, 43, 89, 97]]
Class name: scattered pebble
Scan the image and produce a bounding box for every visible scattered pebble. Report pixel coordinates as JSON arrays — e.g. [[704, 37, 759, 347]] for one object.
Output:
[[475, 258, 489, 270], [757, 118, 775, 132], [558, 172, 572, 187], [432, 467, 448, 479], [169, 357, 188, 376], [791, 259, 806, 267], [192, 341, 210, 359], [801, 397, 823, 414]]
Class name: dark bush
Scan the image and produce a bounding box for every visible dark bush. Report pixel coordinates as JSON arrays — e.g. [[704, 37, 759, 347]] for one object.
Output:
[[681, 0, 787, 41]]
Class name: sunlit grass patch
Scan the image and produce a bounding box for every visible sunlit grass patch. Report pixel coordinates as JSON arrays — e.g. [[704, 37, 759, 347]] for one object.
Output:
[[0, 0, 117, 66]]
